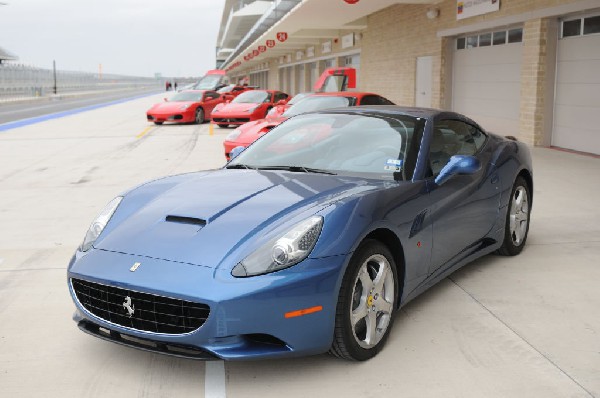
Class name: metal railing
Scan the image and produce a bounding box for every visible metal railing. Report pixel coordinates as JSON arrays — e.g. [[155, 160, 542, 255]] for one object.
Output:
[[0, 63, 160, 102]]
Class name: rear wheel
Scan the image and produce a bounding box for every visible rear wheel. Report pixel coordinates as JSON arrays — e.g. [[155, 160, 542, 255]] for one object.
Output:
[[154, 121, 163, 125], [498, 176, 531, 256], [195, 108, 205, 124], [330, 240, 398, 361]]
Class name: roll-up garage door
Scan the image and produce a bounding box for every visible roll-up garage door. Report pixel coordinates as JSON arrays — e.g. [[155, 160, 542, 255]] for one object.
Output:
[[452, 28, 523, 136], [553, 14, 600, 155]]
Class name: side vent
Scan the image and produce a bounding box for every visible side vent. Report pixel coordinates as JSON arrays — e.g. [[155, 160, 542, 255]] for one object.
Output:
[[409, 210, 428, 238], [165, 215, 207, 227]]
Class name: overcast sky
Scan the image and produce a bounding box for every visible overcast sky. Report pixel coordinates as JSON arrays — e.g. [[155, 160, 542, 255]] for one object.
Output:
[[0, 0, 225, 77]]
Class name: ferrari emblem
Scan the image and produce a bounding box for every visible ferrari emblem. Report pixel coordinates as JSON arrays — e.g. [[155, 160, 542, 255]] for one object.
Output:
[[123, 296, 135, 318], [130, 262, 141, 272]]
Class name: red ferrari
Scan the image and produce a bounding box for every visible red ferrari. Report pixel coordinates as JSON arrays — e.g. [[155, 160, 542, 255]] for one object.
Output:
[[217, 84, 254, 102], [223, 91, 394, 159], [211, 90, 289, 128], [146, 90, 223, 125]]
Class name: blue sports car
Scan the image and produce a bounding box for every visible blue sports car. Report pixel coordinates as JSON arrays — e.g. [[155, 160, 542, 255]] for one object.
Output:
[[68, 106, 533, 361]]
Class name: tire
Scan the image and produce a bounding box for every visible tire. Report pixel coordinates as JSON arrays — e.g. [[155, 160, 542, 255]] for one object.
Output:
[[195, 108, 205, 124], [154, 121, 163, 125], [497, 176, 531, 256], [330, 239, 398, 361], [217, 124, 229, 128]]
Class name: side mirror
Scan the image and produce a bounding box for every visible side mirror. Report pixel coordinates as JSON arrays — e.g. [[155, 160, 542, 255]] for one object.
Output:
[[434, 155, 481, 186], [229, 146, 245, 160]]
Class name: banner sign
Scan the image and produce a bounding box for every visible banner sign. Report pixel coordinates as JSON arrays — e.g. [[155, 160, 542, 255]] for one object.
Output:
[[457, 0, 499, 20], [266, 40, 275, 48], [258, 45, 266, 53]]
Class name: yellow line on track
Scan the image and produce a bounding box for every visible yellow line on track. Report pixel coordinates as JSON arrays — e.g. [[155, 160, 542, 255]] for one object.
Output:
[[136, 126, 153, 139]]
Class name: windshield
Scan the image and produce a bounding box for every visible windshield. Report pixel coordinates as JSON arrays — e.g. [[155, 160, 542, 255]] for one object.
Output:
[[218, 84, 235, 93], [194, 75, 223, 90], [287, 92, 311, 105], [228, 113, 422, 181], [169, 91, 203, 102], [283, 96, 353, 117], [232, 90, 269, 104]]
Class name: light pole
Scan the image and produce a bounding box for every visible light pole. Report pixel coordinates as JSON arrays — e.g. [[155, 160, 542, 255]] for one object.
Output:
[[53, 60, 57, 94]]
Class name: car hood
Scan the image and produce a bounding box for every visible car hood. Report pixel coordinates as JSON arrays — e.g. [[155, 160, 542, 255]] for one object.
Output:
[[149, 102, 194, 112], [236, 118, 286, 143], [216, 102, 261, 114], [95, 170, 379, 268]]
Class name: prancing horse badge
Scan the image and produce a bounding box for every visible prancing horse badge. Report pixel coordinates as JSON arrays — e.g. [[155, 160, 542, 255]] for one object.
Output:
[[130, 262, 141, 272]]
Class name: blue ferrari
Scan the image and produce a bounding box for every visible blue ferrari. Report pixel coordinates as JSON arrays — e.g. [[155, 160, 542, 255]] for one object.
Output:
[[68, 106, 533, 361]]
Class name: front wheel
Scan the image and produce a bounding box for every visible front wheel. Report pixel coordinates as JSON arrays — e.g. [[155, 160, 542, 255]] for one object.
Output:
[[195, 108, 205, 124], [217, 124, 229, 128], [330, 240, 398, 361], [498, 176, 531, 256], [153, 121, 163, 125]]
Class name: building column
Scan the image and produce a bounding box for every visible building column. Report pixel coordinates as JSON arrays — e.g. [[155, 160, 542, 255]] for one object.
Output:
[[519, 18, 555, 146]]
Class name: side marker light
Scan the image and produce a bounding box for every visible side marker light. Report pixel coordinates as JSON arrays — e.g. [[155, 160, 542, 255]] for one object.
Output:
[[284, 305, 323, 319]]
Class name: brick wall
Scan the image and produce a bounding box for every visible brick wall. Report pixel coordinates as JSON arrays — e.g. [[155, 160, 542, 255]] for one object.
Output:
[[519, 18, 550, 145], [361, 0, 584, 144]]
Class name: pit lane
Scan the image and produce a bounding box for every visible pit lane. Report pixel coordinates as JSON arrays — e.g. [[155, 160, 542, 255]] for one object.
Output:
[[0, 94, 598, 397]]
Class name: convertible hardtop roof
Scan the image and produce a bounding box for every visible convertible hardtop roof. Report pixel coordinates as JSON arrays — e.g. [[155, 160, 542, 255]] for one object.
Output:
[[316, 105, 481, 126], [308, 92, 380, 98]]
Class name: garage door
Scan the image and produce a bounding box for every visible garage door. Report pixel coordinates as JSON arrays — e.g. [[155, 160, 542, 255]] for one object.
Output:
[[452, 28, 523, 136], [553, 14, 600, 155]]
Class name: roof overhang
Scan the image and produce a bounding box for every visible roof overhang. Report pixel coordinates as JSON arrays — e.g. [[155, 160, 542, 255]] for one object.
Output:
[[218, 1, 273, 51], [223, 0, 437, 72]]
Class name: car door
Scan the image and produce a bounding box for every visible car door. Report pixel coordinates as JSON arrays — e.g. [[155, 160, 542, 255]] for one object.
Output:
[[425, 119, 500, 276], [202, 91, 221, 116]]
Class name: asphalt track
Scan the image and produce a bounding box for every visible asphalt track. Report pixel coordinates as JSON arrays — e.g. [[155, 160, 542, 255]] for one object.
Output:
[[0, 87, 162, 127], [0, 93, 598, 397]]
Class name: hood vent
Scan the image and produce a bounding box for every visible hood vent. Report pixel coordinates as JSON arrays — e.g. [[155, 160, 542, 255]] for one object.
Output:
[[165, 215, 207, 227]]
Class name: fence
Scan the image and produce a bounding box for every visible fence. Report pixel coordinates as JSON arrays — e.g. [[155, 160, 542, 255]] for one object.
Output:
[[0, 63, 161, 101]]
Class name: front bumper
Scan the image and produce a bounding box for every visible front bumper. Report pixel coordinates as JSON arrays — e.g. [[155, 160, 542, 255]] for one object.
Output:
[[68, 248, 345, 360], [147, 110, 194, 124]]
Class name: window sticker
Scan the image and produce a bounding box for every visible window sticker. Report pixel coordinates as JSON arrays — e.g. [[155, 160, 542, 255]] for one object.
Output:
[[384, 159, 403, 171]]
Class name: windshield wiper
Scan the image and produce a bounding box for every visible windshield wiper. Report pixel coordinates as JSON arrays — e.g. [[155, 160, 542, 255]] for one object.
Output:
[[255, 165, 336, 175], [226, 163, 255, 170]]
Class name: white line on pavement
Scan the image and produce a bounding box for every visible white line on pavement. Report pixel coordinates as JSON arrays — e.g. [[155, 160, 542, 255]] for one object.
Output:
[[205, 360, 226, 398]]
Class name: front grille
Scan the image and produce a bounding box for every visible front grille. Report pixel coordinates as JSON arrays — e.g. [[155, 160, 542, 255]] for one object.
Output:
[[213, 118, 250, 123], [71, 278, 210, 334]]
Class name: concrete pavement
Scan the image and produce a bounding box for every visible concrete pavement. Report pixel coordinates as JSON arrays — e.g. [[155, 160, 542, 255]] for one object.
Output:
[[0, 93, 598, 397]]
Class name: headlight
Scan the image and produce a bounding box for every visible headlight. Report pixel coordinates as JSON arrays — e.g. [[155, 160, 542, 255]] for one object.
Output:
[[80, 196, 122, 252], [245, 105, 260, 113], [226, 127, 242, 141], [232, 216, 323, 277]]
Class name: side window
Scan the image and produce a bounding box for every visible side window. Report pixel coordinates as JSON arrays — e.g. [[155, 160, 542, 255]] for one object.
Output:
[[377, 96, 395, 105], [359, 95, 379, 105], [360, 95, 394, 105], [428, 120, 485, 176], [466, 124, 487, 151], [274, 92, 288, 102]]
